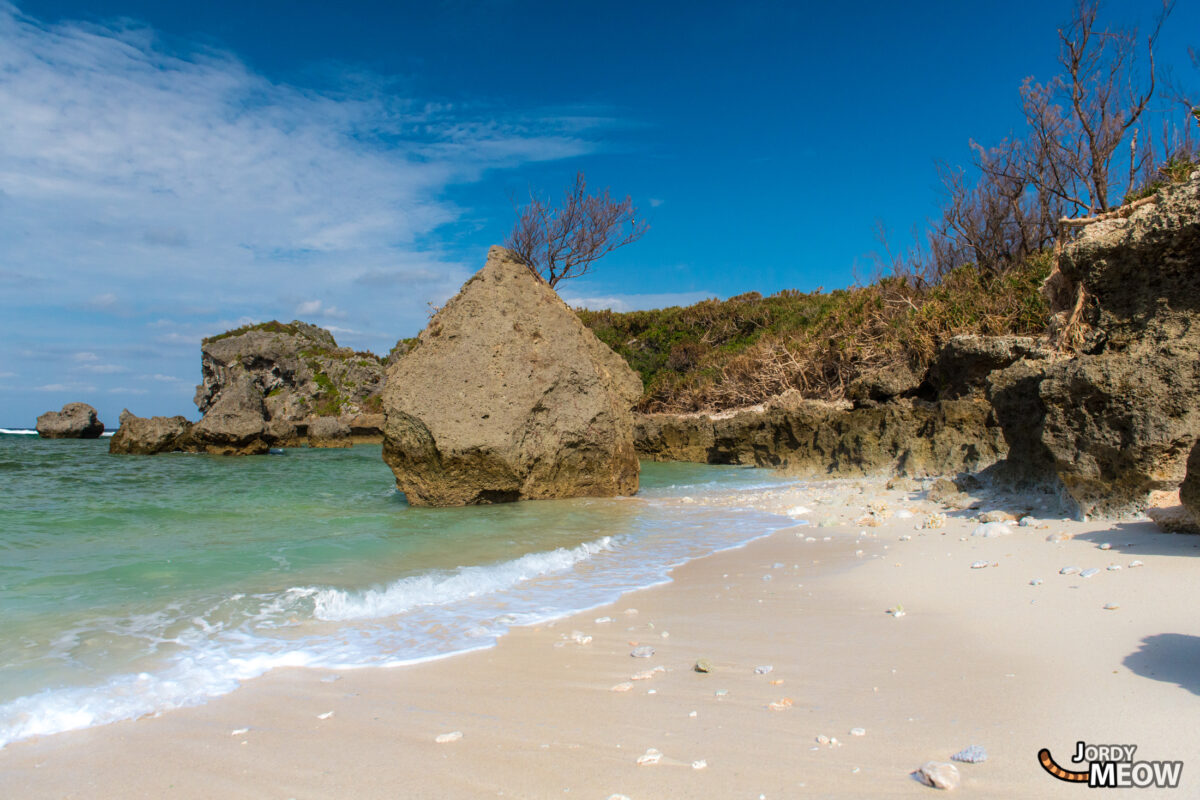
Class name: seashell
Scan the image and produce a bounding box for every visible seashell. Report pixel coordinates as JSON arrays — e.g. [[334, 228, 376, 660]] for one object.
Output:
[[320, 675, 341, 683], [899, 535, 911, 542], [688, 711, 697, 718], [895, 509, 914, 519], [692, 759, 708, 770], [1103, 603, 1120, 610], [1107, 564, 1121, 571], [694, 658, 714, 673], [970, 561, 989, 569], [623, 608, 638, 616], [754, 665, 774, 674], [1060, 566, 1081, 575], [913, 761, 960, 790], [951, 744, 987, 763], [815, 735, 830, 745], [435, 731, 462, 744], [611, 682, 633, 692], [1129, 560, 1144, 568], [786, 505, 812, 517], [594, 616, 613, 624], [316, 711, 334, 720], [887, 606, 906, 617], [850, 727, 866, 736], [630, 646, 655, 658], [569, 631, 592, 645], [230, 728, 249, 736], [770, 679, 784, 685], [632, 667, 664, 681], [714, 689, 728, 697], [767, 697, 793, 711], [1080, 568, 1100, 578], [636, 748, 662, 766], [923, 513, 947, 529], [1099, 542, 1112, 550], [1046, 532, 1071, 543]]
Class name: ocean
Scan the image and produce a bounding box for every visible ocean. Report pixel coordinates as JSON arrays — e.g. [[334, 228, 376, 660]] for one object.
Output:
[[0, 433, 796, 748]]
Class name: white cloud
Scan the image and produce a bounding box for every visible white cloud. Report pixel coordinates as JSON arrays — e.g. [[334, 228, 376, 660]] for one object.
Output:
[[80, 363, 129, 374], [35, 382, 97, 392], [295, 300, 323, 316], [561, 291, 717, 313], [73, 352, 99, 362], [108, 387, 147, 394], [0, 370, 16, 378], [149, 374, 186, 383]]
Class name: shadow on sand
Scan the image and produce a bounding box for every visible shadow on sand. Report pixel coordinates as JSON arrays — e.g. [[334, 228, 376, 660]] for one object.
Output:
[[1124, 634, 1200, 696], [1071, 521, 1200, 558]]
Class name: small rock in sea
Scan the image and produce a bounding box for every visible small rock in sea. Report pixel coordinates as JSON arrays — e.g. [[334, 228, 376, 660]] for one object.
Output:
[[913, 761, 961, 790], [1080, 568, 1100, 578], [435, 731, 463, 744], [951, 745, 988, 763], [631, 646, 655, 658], [316, 711, 334, 720], [1046, 532, 1071, 543], [972, 521, 1013, 538], [816, 735, 831, 745], [1030, 578, 1043, 586], [1060, 566, 1081, 575], [692, 759, 708, 770], [694, 658, 714, 673], [978, 510, 1016, 523], [1129, 560, 1144, 568], [755, 665, 774, 674], [1104, 603, 1120, 610], [970, 561, 989, 569], [1107, 564, 1121, 571], [850, 727, 866, 736], [636, 748, 663, 766], [611, 682, 634, 692], [1099, 542, 1112, 550]]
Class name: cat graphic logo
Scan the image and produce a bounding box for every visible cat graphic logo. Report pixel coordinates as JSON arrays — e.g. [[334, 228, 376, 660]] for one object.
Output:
[[1039, 742, 1183, 788]]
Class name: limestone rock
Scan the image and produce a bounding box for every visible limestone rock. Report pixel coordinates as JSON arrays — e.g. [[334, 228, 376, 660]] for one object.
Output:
[[191, 380, 269, 455], [928, 335, 1047, 399], [1182, 441, 1200, 526], [195, 320, 384, 442], [109, 410, 193, 454], [913, 761, 960, 790], [382, 246, 642, 507], [1037, 175, 1200, 515], [847, 362, 921, 407], [36, 403, 104, 439], [308, 416, 351, 448]]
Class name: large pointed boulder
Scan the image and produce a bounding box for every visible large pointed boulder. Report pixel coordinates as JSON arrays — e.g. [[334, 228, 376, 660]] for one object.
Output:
[[382, 246, 642, 506]]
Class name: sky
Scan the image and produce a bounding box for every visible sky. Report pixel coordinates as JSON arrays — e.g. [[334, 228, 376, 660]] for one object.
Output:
[[1, 0, 1196, 425]]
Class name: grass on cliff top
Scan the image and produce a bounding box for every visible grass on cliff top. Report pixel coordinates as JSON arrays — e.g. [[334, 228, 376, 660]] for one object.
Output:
[[578, 252, 1053, 413], [203, 320, 302, 344]]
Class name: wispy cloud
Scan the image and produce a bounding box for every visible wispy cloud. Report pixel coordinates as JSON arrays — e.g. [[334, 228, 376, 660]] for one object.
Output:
[[0, 3, 613, 422]]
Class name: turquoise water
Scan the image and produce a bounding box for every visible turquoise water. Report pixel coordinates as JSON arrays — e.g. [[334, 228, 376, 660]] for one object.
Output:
[[0, 434, 794, 747]]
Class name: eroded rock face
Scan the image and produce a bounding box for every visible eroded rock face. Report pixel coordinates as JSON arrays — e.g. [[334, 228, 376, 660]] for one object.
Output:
[[1036, 174, 1200, 515], [308, 416, 351, 448], [191, 380, 270, 455], [1179, 441, 1200, 526], [927, 335, 1046, 399], [109, 410, 193, 454], [636, 391, 1005, 478], [36, 403, 104, 439], [382, 246, 642, 506], [195, 320, 384, 441]]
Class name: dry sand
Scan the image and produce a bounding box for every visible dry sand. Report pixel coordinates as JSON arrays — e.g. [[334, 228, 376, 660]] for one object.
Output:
[[3, 480, 1198, 798]]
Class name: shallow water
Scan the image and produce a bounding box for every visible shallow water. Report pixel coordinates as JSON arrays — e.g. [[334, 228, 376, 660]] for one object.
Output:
[[0, 435, 794, 747]]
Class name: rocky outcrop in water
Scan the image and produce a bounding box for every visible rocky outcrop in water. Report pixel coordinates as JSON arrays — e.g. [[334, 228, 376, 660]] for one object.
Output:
[[191, 380, 271, 455], [36, 403, 104, 439], [108, 410, 193, 454], [382, 246, 642, 506], [195, 320, 385, 443]]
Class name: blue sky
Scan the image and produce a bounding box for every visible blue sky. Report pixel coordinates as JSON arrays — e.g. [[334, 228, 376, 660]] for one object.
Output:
[[1, 0, 1196, 425]]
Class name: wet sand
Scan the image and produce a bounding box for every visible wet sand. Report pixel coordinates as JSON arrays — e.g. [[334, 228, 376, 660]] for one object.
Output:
[[3, 481, 1198, 798]]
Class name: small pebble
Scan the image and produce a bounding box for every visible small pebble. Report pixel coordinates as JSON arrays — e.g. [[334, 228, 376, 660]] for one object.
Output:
[[1080, 568, 1100, 578], [1030, 578, 1043, 586], [970, 560, 989, 569], [972, 521, 1012, 537], [951, 745, 988, 763], [767, 697, 794, 711], [611, 682, 633, 693], [1129, 560, 1144, 568], [850, 727, 866, 736], [913, 761, 960, 790], [636, 748, 662, 766], [692, 759, 708, 770], [754, 665, 774, 675], [316, 711, 334, 720], [320, 675, 341, 683], [714, 689, 728, 697], [624, 608, 638, 616], [688, 711, 698, 718], [230, 728, 249, 736], [608, 795, 632, 800], [694, 658, 714, 673], [1046, 532, 1071, 543], [631, 646, 655, 658], [1060, 566, 1081, 575], [435, 731, 463, 744], [815, 735, 830, 745], [1099, 542, 1112, 550], [595, 616, 613, 624], [1103, 603, 1120, 610]]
